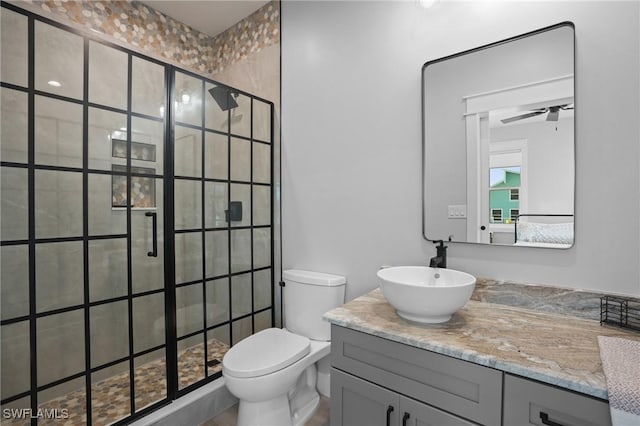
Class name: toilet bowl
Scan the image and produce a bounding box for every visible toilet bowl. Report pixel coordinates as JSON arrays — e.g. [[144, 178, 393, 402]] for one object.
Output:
[[222, 269, 346, 426], [223, 328, 330, 426]]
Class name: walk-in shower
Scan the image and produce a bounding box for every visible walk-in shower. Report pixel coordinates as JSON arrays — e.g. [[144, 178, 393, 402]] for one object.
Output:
[[0, 3, 274, 425]]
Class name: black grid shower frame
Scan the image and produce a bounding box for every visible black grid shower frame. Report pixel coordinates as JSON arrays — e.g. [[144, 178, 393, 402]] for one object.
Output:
[[171, 67, 275, 397], [0, 1, 275, 423], [0, 3, 174, 424], [0, 128, 175, 410]]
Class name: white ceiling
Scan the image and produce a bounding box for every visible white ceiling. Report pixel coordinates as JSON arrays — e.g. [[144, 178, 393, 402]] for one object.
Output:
[[142, 0, 270, 38]]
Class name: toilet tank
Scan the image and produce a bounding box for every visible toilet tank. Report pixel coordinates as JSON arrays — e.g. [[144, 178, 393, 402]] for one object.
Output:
[[283, 269, 346, 341]]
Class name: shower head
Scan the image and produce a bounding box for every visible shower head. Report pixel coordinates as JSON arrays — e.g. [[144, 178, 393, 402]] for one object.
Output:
[[208, 86, 239, 111]]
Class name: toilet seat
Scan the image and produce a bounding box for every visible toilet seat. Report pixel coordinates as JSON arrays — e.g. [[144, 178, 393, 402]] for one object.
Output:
[[223, 328, 310, 378]]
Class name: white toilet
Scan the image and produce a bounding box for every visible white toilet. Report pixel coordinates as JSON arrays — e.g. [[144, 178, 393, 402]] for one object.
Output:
[[222, 269, 346, 426]]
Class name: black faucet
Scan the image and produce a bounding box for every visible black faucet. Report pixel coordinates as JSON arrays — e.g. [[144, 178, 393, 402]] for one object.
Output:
[[429, 240, 447, 268]]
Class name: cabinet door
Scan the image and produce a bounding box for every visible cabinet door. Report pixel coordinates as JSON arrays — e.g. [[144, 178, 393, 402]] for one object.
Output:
[[399, 396, 476, 426], [331, 368, 398, 426], [503, 374, 612, 426]]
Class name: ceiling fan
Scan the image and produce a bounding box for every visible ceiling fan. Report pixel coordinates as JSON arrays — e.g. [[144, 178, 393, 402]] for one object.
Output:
[[500, 104, 574, 124]]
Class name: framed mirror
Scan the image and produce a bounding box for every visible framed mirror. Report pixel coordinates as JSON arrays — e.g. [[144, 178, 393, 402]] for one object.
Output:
[[422, 23, 575, 248]]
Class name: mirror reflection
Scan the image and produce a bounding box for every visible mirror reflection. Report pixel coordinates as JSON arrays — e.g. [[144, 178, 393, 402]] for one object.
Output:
[[423, 23, 575, 248]]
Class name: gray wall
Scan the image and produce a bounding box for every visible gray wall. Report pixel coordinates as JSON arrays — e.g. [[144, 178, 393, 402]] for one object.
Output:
[[281, 1, 640, 299]]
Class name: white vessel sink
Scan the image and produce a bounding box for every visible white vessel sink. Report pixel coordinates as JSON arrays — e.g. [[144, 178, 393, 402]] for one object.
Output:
[[377, 266, 476, 324]]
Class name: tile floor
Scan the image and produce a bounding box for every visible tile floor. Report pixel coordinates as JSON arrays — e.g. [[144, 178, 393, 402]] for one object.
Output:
[[201, 395, 331, 426], [2, 339, 229, 426]]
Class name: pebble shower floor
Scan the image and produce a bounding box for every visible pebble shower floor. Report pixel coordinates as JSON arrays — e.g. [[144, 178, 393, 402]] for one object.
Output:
[[2, 339, 229, 426]]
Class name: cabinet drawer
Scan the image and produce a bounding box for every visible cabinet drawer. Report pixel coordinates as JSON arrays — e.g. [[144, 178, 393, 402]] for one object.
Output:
[[331, 325, 502, 425], [331, 368, 476, 426], [503, 374, 612, 426]]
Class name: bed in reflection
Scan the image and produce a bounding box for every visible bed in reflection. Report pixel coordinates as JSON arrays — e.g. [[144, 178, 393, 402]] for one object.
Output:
[[514, 214, 574, 248]]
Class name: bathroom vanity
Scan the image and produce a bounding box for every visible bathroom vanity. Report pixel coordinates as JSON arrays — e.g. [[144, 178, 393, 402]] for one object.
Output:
[[325, 289, 640, 426]]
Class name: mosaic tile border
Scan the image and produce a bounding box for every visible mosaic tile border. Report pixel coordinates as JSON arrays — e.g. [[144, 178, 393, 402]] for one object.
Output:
[[209, 1, 280, 73], [16, 0, 279, 76]]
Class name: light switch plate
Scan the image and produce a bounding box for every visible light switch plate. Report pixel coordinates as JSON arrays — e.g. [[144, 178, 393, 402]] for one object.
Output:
[[448, 204, 467, 219]]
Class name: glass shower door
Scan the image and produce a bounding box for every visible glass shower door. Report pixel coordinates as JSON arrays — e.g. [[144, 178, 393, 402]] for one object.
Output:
[[127, 57, 169, 413], [85, 39, 170, 422], [0, 7, 171, 423], [85, 35, 169, 422]]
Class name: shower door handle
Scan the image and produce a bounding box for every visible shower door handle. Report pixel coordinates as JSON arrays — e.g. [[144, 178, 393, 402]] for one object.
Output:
[[145, 211, 158, 257]]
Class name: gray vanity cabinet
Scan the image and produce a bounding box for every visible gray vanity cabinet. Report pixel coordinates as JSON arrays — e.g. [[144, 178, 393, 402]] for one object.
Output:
[[330, 325, 612, 426], [503, 374, 612, 426], [331, 368, 475, 426]]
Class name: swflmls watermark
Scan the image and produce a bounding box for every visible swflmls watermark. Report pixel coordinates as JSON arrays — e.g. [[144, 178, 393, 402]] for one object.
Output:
[[2, 408, 69, 420]]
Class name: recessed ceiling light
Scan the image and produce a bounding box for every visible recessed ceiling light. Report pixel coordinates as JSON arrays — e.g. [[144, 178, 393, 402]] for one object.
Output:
[[419, 0, 440, 8], [120, 127, 127, 131], [47, 80, 62, 87], [182, 93, 191, 104]]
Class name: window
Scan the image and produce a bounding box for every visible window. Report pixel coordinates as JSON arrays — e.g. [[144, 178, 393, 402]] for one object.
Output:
[[491, 209, 503, 223], [489, 166, 520, 226]]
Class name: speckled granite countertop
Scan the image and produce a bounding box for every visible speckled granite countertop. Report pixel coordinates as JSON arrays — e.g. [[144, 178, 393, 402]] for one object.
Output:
[[324, 288, 640, 400]]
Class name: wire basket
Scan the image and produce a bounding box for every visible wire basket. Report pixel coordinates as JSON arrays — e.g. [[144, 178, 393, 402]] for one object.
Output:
[[600, 296, 640, 332]]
